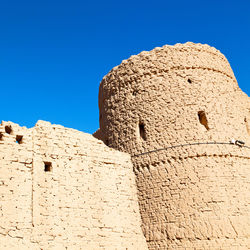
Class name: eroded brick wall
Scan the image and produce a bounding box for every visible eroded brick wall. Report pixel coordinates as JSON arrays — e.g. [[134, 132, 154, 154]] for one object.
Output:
[[0, 121, 147, 249], [99, 42, 250, 249], [0, 122, 36, 249]]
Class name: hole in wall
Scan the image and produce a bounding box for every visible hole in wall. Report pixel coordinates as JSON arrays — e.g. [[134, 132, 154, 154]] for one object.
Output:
[[187, 79, 192, 83], [245, 117, 250, 135], [5, 125, 12, 134], [0, 133, 3, 140], [132, 90, 138, 96], [198, 111, 209, 130], [139, 122, 146, 140], [44, 162, 52, 172], [105, 138, 109, 146], [16, 135, 23, 144]]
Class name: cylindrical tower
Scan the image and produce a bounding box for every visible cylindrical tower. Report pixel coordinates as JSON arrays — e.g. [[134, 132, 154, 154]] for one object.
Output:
[[98, 43, 250, 249]]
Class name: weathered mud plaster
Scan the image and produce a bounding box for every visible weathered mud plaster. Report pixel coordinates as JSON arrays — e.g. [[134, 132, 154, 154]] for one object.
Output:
[[98, 42, 250, 249], [1, 42, 249, 250], [0, 121, 147, 249]]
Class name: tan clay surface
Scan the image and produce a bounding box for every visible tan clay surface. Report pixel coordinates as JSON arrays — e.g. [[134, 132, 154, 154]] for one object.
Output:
[[1, 42, 249, 250], [98, 42, 250, 249], [0, 121, 147, 249]]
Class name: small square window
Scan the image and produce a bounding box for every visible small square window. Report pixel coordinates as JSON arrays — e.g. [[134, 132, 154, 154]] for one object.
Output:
[[44, 162, 52, 172], [16, 135, 23, 144], [5, 125, 12, 134]]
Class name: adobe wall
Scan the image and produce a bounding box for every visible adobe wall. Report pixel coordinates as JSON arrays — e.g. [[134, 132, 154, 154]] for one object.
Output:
[[0, 122, 34, 248], [98, 43, 250, 249], [0, 121, 147, 249]]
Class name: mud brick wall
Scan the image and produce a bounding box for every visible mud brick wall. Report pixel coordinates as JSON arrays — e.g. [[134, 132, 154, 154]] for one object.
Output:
[[98, 42, 250, 249], [1, 42, 249, 250], [0, 121, 147, 249], [0, 122, 36, 249]]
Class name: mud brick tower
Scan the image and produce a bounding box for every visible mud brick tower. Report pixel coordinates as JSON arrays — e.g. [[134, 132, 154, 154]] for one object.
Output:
[[98, 43, 250, 249]]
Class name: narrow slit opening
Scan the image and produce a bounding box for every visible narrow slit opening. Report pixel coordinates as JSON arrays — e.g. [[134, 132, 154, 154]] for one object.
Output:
[[245, 117, 250, 135], [198, 111, 209, 130], [139, 122, 146, 140]]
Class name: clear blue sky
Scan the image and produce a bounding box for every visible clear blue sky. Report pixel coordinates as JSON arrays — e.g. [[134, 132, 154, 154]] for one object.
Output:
[[0, 0, 249, 133]]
